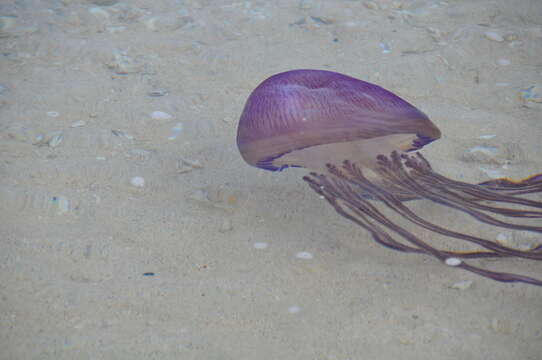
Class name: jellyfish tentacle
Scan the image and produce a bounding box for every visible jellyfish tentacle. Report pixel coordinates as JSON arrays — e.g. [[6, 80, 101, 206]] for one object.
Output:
[[373, 152, 542, 235], [477, 172, 542, 194], [400, 158, 542, 218], [319, 164, 530, 260], [304, 174, 423, 254], [404, 153, 542, 208], [456, 261, 542, 286], [336, 160, 542, 260], [303, 171, 542, 286]]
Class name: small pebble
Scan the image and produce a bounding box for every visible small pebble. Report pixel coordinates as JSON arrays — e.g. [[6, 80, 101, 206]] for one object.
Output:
[[47, 111, 60, 118], [130, 176, 145, 187], [143, 272, 155, 276], [497, 58, 510, 66], [445, 258, 462, 266], [150, 111, 173, 120], [484, 31, 504, 42], [288, 305, 301, 314], [296, 251, 313, 260], [253, 242, 268, 249]]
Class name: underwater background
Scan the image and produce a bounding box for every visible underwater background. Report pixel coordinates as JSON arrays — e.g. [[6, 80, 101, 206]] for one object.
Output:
[[1, 0, 541, 359]]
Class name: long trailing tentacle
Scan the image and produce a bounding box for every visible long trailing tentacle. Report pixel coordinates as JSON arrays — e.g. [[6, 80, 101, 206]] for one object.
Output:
[[374, 152, 542, 235], [302, 152, 542, 286], [407, 153, 542, 204]]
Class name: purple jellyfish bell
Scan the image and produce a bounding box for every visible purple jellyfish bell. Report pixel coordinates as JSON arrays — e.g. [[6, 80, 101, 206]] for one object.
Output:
[[237, 69, 542, 286], [237, 69, 441, 172]]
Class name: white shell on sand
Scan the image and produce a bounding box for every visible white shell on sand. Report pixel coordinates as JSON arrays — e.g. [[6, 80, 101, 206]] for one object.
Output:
[[484, 31, 504, 42], [150, 111, 173, 120], [130, 176, 145, 187]]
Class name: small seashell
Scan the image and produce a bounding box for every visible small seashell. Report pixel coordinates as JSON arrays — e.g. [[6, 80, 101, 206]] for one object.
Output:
[[107, 51, 143, 75], [445, 257, 462, 266], [111, 129, 134, 140], [490, 318, 512, 334], [90, 0, 118, 6], [150, 111, 173, 120], [288, 305, 301, 314], [47, 111, 60, 118], [71, 120, 86, 127], [177, 157, 202, 174], [450, 280, 473, 290], [364, 1, 379, 10], [88, 7, 110, 19], [46, 131, 64, 147], [130, 176, 145, 187], [484, 31, 504, 42], [478, 134, 496, 139], [310, 16, 332, 25], [52, 196, 70, 215], [479, 167, 505, 179], [504, 34, 518, 41], [379, 42, 391, 54], [519, 85, 542, 103], [106, 26, 126, 34], [219, 218, 233, 233], [148, 89, 168, 97], [253, 242, 268, 249], [129, 148, 152, 157], [0, 16, 17, 37], [295, 251, 313, 260], [144, 14, 192, 32]]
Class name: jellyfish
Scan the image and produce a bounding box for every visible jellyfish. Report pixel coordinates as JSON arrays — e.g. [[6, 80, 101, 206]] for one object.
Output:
[[236, 69, 542, 286]]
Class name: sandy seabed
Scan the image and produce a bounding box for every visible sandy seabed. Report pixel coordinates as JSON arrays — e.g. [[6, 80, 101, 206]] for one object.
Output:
[[1, 1, 542, 359]]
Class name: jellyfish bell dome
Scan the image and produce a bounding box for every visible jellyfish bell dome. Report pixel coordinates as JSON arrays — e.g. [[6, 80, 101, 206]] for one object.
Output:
[[236, 69, 441, 173]]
